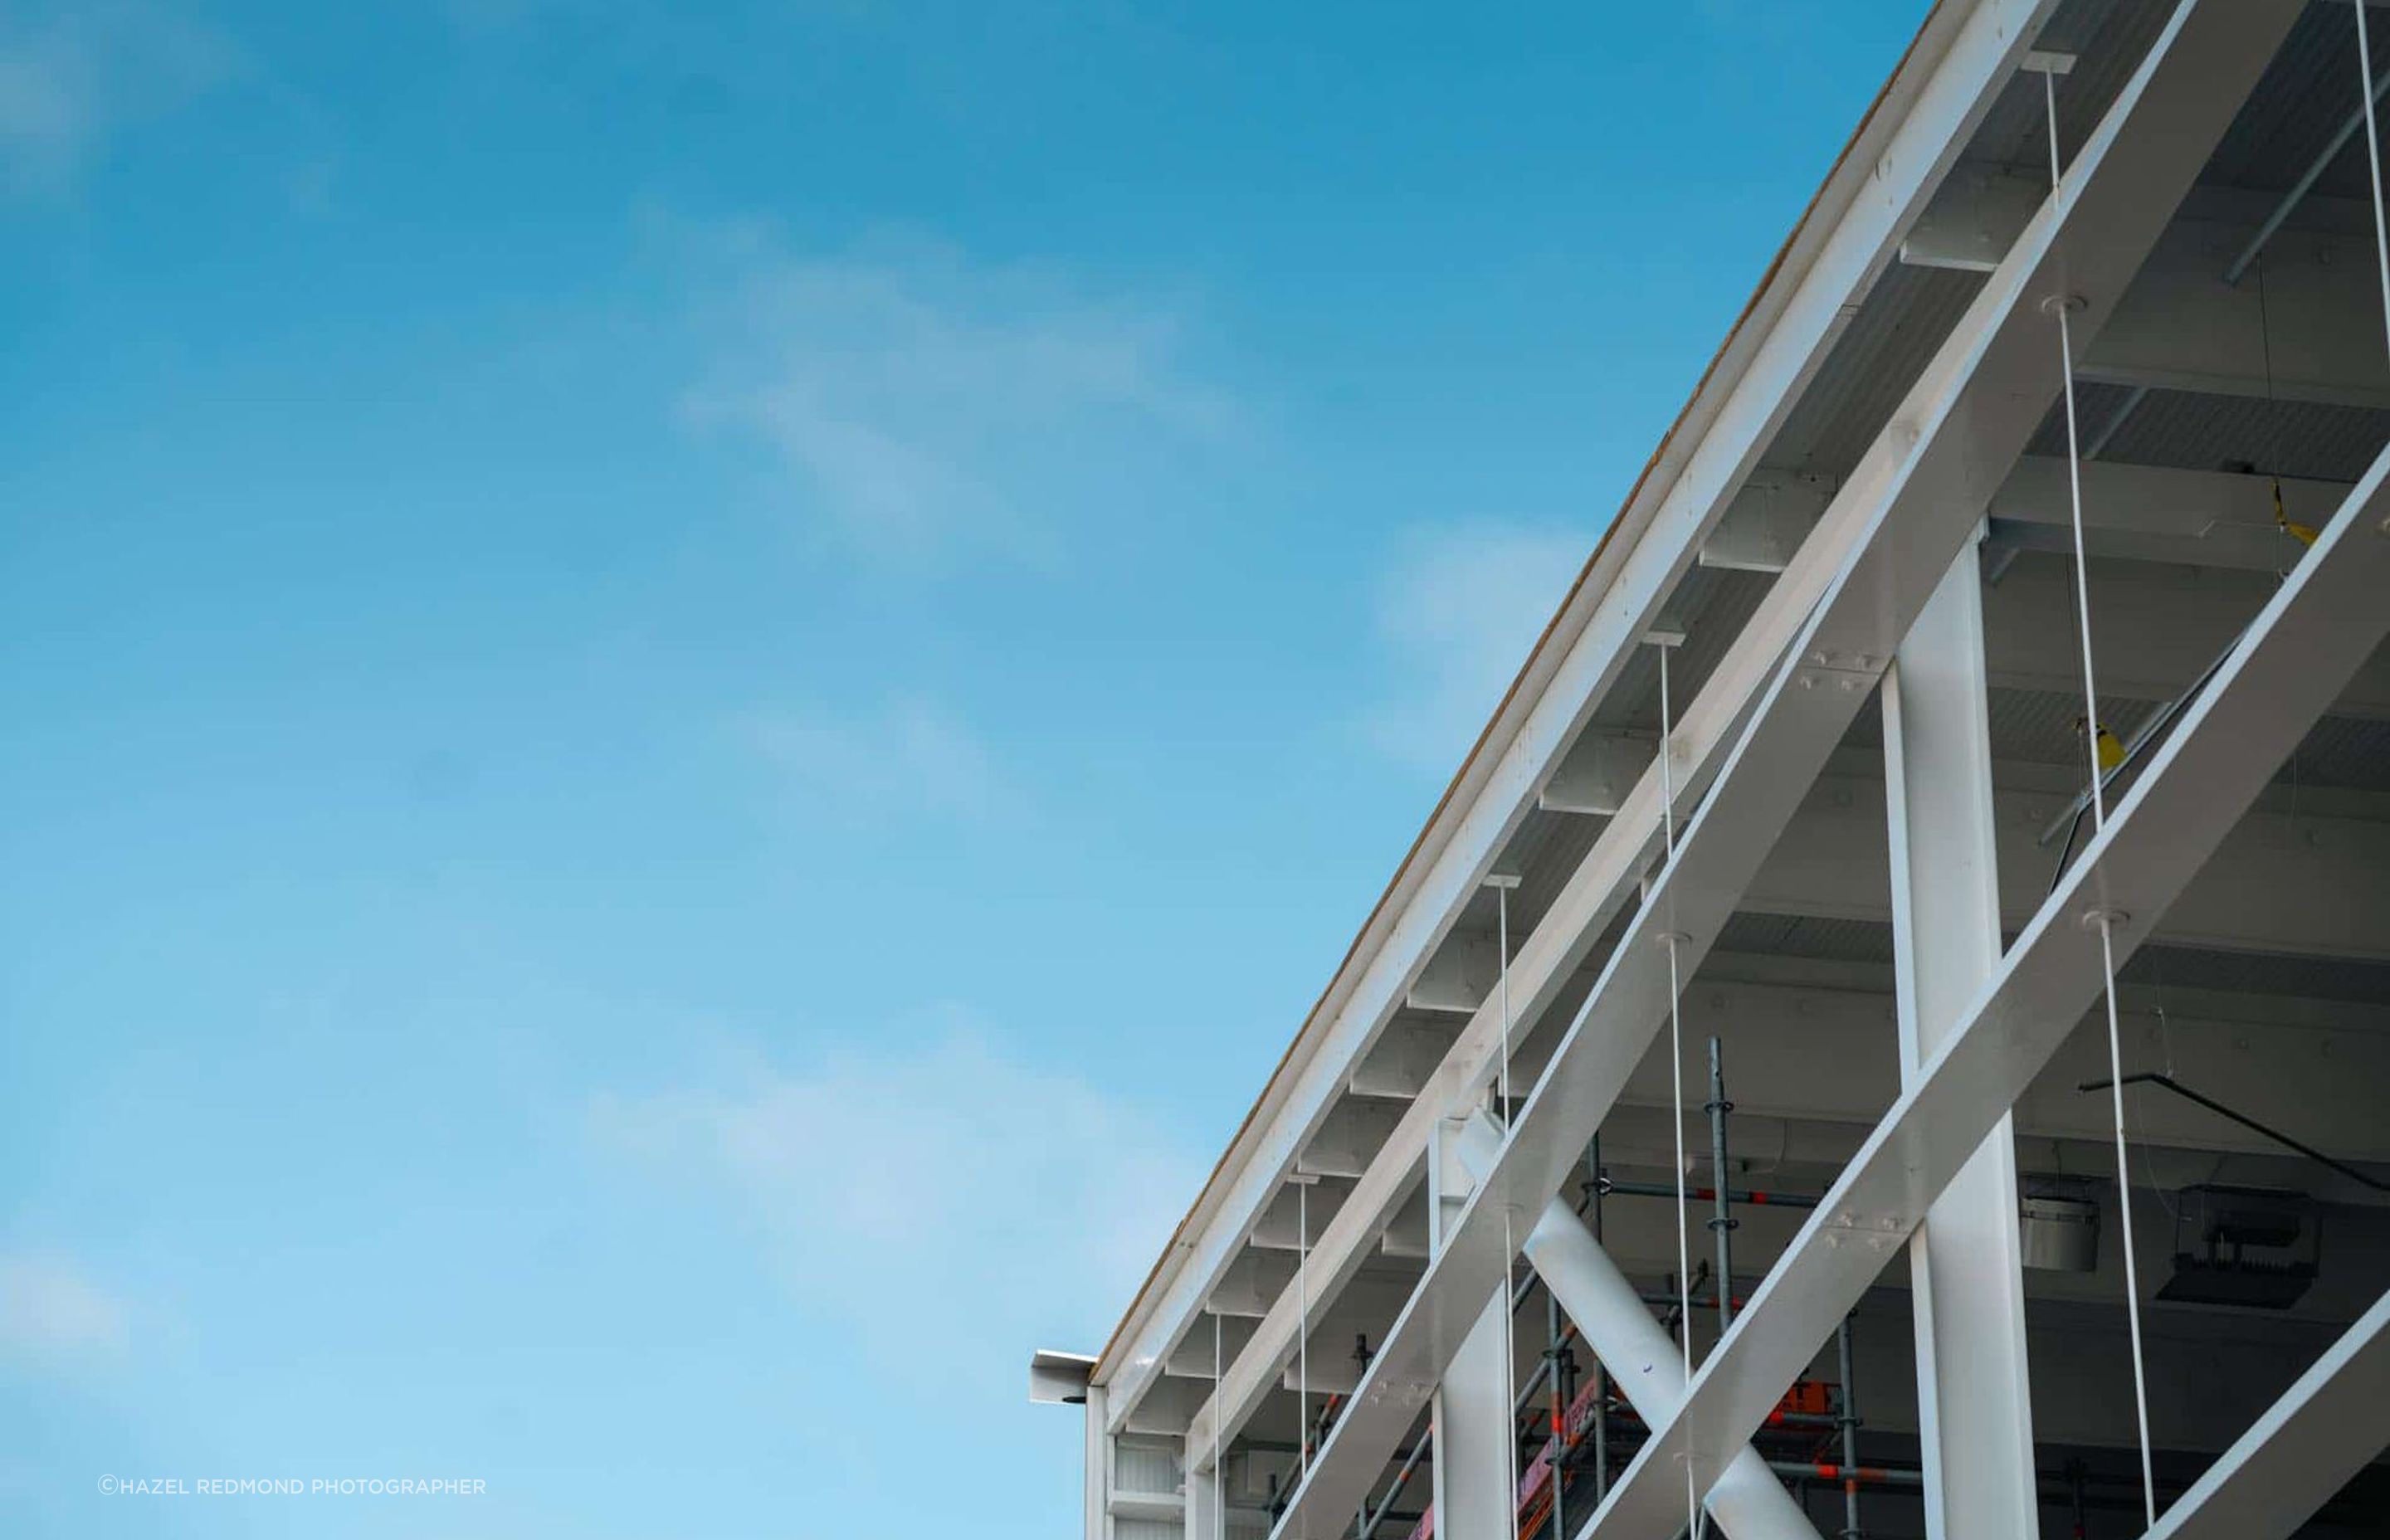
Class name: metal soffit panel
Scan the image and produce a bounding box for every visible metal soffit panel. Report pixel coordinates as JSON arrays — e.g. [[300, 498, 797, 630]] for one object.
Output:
[[1587, 563, 1775, 734], [1761, 260, 1986, 478], [1962, 0, 2382, 190], [1972, 0, 2171, 171], [2024, 387, 2390, 482], [1722, 908, 2390, 1007], [2201, 0, 2390, 199]]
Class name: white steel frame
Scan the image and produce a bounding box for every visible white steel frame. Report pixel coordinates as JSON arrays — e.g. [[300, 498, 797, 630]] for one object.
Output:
[[1264, 2, 2310, 1533], [1086, 4, 2390, 1539]]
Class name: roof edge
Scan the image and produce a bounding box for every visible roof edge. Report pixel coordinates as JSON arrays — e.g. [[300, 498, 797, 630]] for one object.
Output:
[[1094, 0, 1971, 1386]]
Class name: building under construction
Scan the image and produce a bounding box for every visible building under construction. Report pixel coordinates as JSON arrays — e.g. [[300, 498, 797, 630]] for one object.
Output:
[[1034, 2, 2390, 1536]]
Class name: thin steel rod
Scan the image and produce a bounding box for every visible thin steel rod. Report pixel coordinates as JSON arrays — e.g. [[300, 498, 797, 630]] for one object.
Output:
[[1705, 1038, 1735, 1337], [2082, 1071, 2390, 1192], [1597, 1180, 1822, 1211], [1358, 1427, 1430, 1539], [1666, 931, 1695, 1540], [2358, 0, 2390, 360], [1656, 634, 1695, 1540], [1589, 1138, 1609, 1505], [1498, 877, 1521, 1540], [1215, 1314, 1226, 1540], [1504, 1211, 1522, 1540], [2047, 62, 2157, 1528], [1499, 881, 1513, 1122], [2096, 916, 2158, 1526], [1548, 1287, 1567, 1539], [1836, 1315, 1863, 1540], [1299, 1180, 1310, 1477]]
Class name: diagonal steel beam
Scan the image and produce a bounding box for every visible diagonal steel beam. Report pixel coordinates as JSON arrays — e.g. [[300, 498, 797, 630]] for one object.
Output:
[[1261, 5, 2305, 1534], [1573, 328, 2390, 1540], [2140, 1288, 2390, 1539], [1451, 1114, 1822, 1540], [1170, 0, 2061, 1456]]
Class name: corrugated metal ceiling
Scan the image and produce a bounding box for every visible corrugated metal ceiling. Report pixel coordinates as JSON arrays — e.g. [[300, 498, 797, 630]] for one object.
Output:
[[2202, 0, 2390, 201], [2024, 387, 2390, 481], [1716, 912, 2390, 1006], [1762, 261, 1984, 478]]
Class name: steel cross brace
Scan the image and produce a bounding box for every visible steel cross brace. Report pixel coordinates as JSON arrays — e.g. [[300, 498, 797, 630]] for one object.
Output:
[[1261, 2, 2303, 1533], [1572, 339, 2390, 1540], [2138, 1285, 2390, 1539], [1453, 1113, 1824, 1540]]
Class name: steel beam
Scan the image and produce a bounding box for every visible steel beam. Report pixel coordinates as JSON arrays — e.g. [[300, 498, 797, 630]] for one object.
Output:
[[1907, 189, 2390, 407], [1884, 544, 2040, 1540], [1453, 1115, 1823, 1540], [1145, 0, 2057, 1443], [1745, 777, 2390, 961], [1980, 551, 2390, 715], [1986, 456, 2350, 573], [1572, 345, 2390, 1540], [2085, 217, 2390, 408], [1263, 5, 2303, 1532], [2140, 1287, 2390, 1540]]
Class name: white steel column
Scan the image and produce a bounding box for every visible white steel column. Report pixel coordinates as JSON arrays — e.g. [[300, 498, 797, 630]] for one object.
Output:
[[1087, 1385, 1115, 1540], [1185, 1446, 1222, 1540], [1881, 537, 2041, 1540], [1432, 1118, 1515, 1540]]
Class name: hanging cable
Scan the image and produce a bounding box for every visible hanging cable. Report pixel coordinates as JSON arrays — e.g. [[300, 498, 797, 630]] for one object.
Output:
[[2043, 63, 2157, 1530], [1667, 929, 1696, 1540], [1650, 633, 1697, 1540], [1493, 876, 1521, 1540], [2359, 0, 2390, 361], [1658, 642, 1677, 858], [1503, 1206, 1522, 1540], [1498, 881, 1513, 1126], [1215, 1313, 1227, 1540], [1300, 1179, 1310, 1479]]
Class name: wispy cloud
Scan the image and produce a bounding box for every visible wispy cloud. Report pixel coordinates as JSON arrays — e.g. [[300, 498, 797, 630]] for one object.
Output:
[[0, 3, 238, 193], [680, 228, 1234, 565], [1360, 519, 1588, 772], [0, 1250, 129, 1361], [746, 694, 1011, 823], [593, 1014, 1198, 1371]]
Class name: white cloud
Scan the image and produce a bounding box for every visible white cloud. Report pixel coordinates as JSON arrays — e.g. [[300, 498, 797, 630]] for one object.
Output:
[[1360, 520, 1590, 772], [0, 1250, 129, 1360], [0, 4, 238, 192], [593, 1015, 1200, 1377], [746, 694, 1010, 822], [680, 231, 1233, 563]]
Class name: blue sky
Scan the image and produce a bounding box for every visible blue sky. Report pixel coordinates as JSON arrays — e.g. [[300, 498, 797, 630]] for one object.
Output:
[[0, 3, 1921, 1535]]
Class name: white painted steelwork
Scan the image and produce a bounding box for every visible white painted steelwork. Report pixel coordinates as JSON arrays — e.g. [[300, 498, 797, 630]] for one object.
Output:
[[1264, 4, 2302, 1532], [1884, 543, 2041, 1540], [1574, 328, 2390, 1540], [1124, 0, 2057, 1445]]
